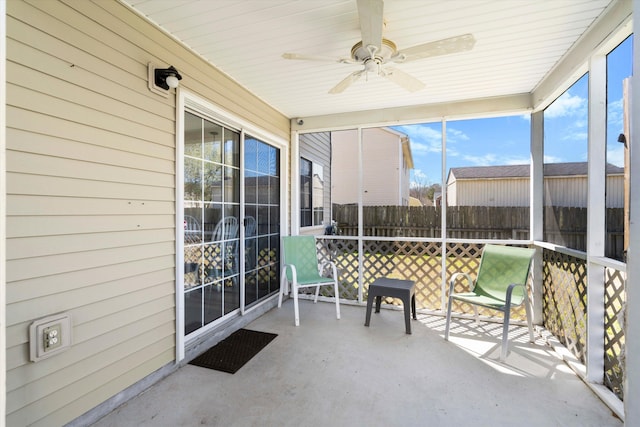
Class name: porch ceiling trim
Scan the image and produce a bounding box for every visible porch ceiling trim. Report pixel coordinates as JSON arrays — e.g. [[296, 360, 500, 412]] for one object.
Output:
[[293, 93, 532, 132]]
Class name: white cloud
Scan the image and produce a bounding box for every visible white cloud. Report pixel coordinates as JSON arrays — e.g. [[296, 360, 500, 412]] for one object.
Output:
[[607, 145, 625, 168], [545, 91, 586, 119], [544, 154, 564, 163], [462, 153, 497, 166], [608, 97, 623, 131], [447, 128, 470, 142], [396, 125, 442, 154], [460, 153, 532, 167]]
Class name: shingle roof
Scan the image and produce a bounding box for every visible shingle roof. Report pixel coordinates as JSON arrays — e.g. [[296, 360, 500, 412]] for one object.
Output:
[[449, 162, 624, 180]]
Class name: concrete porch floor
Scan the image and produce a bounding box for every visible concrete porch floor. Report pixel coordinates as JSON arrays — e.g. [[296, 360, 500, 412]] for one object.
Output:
[[92, 300, 622, 427]]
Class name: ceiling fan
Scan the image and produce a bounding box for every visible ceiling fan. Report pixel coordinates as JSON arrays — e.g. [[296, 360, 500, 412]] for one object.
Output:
[[282, 0, 475, 94]]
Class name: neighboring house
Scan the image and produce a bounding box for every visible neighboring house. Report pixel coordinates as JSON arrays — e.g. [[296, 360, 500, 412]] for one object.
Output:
[[331, 128, 414, 206], [446, 162, 624, 207]]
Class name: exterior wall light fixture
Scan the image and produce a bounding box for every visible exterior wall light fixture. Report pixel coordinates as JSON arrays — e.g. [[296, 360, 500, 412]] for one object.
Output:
[[155, 66, 182, 90], [148, 63, 182, 96]]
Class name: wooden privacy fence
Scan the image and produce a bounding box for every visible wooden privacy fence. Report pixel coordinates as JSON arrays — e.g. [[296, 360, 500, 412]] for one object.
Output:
[[332, 204, 625, 260]]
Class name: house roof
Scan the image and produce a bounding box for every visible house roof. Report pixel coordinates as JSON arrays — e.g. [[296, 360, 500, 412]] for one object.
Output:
[[121, 1, 628, 120], [449, 162, 624, 181]]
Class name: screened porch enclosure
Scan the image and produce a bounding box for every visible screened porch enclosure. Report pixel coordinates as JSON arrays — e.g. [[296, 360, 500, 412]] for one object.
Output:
[[291, 34, 631, 411]]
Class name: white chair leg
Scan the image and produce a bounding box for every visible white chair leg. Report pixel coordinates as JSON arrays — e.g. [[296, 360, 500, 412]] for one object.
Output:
[[444, 296, 454, 341], [278, 271, 287, 308], [500, 305, 511, 361], [334, 279, 341, 320], [313, 285, 320, 303], [293, 284, 300, 326], [524, 296, 535, 343]]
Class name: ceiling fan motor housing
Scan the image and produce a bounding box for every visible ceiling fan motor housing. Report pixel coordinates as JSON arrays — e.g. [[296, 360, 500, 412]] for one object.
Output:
[[351, 38, 398, 62]]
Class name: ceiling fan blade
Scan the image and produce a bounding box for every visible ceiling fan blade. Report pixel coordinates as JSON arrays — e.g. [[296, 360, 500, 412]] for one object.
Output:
[[357, 0, 384, 52], [393, 33, 476, 63], [329, 70, 365, 94], [282, 53, 354, 63], [381, 67, 425, 92]]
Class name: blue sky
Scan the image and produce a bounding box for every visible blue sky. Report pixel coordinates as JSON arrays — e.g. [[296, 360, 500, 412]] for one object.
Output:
[[393, 36, 633, 187]]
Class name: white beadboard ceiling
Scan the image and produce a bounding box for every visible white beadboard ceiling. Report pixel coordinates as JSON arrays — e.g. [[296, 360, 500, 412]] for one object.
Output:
[[122, 0, 619, 119]]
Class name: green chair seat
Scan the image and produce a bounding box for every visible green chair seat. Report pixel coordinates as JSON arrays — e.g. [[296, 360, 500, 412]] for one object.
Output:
[[278, 235, 340, 326], [444, 244, 536, 361]]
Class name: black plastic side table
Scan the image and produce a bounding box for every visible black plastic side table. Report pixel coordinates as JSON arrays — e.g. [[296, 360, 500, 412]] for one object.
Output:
[[364, 277, 417, 334]]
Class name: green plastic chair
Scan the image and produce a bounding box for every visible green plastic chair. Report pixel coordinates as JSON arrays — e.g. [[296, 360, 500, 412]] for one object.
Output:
[[278, 236, 340, 326], [444, 244, 536, 361]]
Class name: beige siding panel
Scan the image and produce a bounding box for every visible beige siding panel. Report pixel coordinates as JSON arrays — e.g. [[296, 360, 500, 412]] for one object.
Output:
[[7, 173, 174, 200], [6, 240, 174, 283], [9, 335, 175, 427], [6, 36, 174, 120], [9, 108, 174, 160], [7, 213, 173, 238], [7, 195, 174, 217], [8, 84, 173, 146], [8, 60, 173, 134], [7, 255, 174, 303], [8, 228, 174, 259], [7, 3, 163, 111], [8, 128, 174, 174], [7, 151, 174, 188], [40, 349, 175, 427]]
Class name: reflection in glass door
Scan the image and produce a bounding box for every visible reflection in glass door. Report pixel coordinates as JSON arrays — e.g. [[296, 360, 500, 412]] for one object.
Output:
[[184, 111, 240, 335], [243, 136, 280, 307]]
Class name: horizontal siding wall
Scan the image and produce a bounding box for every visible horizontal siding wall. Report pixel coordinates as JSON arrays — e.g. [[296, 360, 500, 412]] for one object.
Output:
[[453, 176, 624, 208], [5, 0, 289, 426]]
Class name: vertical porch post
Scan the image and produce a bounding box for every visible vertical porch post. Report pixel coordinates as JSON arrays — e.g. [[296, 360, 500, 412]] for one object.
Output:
[[530, 110, 544, 325], [586, 53, 607, 383], [290, 130, 300, 234], [357, 127, 364, 304], [440, 119, 448, 311], [624, 2, 640, 423]]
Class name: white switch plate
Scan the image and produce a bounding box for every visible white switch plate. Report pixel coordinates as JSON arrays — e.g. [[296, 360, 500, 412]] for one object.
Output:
[[29, 313, 72, 362]]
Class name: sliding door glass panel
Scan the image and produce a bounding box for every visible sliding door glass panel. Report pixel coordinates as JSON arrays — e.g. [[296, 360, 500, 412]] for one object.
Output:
[[244, 136, 280, 307], [184, 112, 240, 336]]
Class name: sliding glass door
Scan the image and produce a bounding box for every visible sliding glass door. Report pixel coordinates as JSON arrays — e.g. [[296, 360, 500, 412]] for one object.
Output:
[[182, 111, 280, 337]]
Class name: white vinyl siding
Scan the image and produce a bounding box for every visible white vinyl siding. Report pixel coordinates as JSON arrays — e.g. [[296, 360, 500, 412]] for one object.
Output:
[[332, 128, 409, 206], [5, 1, 288, 426], [447, 175, 624, 207]]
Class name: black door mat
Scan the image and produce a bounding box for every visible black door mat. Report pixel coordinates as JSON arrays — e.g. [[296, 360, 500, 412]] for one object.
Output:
[[189, 329, 277, 374]]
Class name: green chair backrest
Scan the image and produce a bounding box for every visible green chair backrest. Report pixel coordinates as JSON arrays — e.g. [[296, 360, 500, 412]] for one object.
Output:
[[474, 244, 535, 304], [282, 236, 321, 282]]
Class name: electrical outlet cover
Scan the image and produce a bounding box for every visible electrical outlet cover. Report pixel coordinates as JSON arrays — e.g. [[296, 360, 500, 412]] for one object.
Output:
[[29, 313, 72, 362]]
